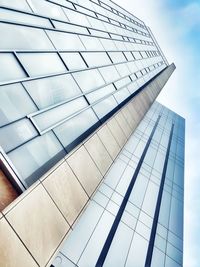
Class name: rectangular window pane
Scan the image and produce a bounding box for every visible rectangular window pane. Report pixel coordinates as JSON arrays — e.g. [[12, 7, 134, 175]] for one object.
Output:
[[53, 20, 88, 35], [0, 83, 37, 126], [32, 97, 88, 132], [86, 84, 116, 104], [79, 35, 105, 50], [46, 30, 85, 50], [54, 108, 98, 148], [108, 52, 127, 63], [0, 23, 54, 50], [99, 65, 120, 83], [0, 53, 26, 83], [23, 74, 81, 109], [60, 53, 86, 70], [18, 52, 67, 77], [28, 0, 67, 20], [114, 87, 130, 104], [92, 95, 118, 119], [0, 7, 52, 28], [72, 69, 105, 93], [82, 52, 111, 67], [0, 119, 38, 153], [8, 131, 64, 185]]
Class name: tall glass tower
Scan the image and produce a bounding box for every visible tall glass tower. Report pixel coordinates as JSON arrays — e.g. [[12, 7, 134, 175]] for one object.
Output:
[[0, 0, 184, 266]]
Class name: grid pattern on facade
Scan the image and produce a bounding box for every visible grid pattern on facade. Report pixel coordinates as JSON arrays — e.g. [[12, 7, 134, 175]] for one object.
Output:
[[0, 0, 167, 188], [52, 101, 184, 267]]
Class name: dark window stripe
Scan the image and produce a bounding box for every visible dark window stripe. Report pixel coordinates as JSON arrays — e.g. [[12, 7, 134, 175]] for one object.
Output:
[[95, 115, 161, 267], [144, 123, 174, 267]]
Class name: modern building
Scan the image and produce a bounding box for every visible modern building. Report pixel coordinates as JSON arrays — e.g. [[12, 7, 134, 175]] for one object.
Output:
[[0, 0, 184, 267]]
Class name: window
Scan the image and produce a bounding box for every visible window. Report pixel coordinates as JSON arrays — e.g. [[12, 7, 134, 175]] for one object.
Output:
[[0, 23, 54, 50], [23, 74, 81, 109], [8, 131, 64, 185], [0, 83, 37, 126], [54, 108, 98, 148], [108, 52, 127, 63], [32, 97, 88, 132], [86, 84, 115, 104], [99, 65, 120, 83], [92, 96, 118, 119], [53, 20, 88, 35], [18, 52, 67, 77], [46, 30, 85, 50], [82, 52, 111, 67], [73, 69, 105, 93], [0, 118, 38, 153], [79, 35, 104, 50], [0, 53, 27, 83], [60, 53, 87, 70]]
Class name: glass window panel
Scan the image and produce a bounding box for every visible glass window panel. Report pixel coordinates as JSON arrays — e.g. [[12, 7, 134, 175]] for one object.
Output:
[[78, 211, 115, 267], [100, 38, 117, 50], [124, 51, 134, 61], [28, 0, 67, 20], [108, 52, 126, 63], [79, 35, 104, 50], [93, 191, 109, 208], [63, 8, 91, 27], [60, 201, 104, 263], [127, 81, 139, 94], [92, 95, 118, 119], [72, 69, 105, 93], [104, 158, 127, 189], [98, 183, 114, 198], [0, 53, 26, 83], [129, 173, 148, 208], [0, 7, 52, 28], [46, 30, 85, 50], [99, 65, 120, 83], [86, 84, 115, 104], [82, 52, 111, 67], [33, 97, 88, 132], [168, 231, 183, 251], [104, 223, 133, 267], [114, 77, 131, 89], [115, 166, 134, 196], [121, 211, 137, 229], [8, 131, 64, 184], [165, 256, 181, 267], [54, 108, 98, 147], [23, 74, 81, 109], [114, 87, 130, 103], [60, 53, 86, 70], [0, 23, 54, 50], [18, 52, 66, 77], [151, 247, 165, 267], [169, 197, 183, 238], [115, 63, 131, 77], [0, 83, 37, 126], [166, 243, 183, 265], [154, 234, 166, 253], [53, 20, 88, 34], [0, 0, 31, 11], [89, 29, 110, 38], [87, 16, 106, 31], [136, 221, 151, 240], [0, 118, 38, 153], [126, 232, 148, 266]]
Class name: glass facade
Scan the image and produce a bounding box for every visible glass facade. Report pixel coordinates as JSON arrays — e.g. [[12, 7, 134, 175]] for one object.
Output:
[[0, 1, 184, 267], [51, 101, 185, 267], [0, 0, 167, 188]]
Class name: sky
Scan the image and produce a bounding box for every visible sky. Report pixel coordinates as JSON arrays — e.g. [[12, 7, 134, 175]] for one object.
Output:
[[113, 0, 200, 266]]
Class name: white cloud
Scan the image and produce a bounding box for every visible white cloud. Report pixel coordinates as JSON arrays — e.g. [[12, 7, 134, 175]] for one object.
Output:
[[179, 2, 200, 28]]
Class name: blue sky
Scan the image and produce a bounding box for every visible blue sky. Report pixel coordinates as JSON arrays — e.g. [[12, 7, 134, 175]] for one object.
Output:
[[114, 0, 200, 266]]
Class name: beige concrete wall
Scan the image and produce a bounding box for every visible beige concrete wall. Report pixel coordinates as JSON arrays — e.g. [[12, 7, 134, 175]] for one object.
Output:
[[0, 64, 175, 267]]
